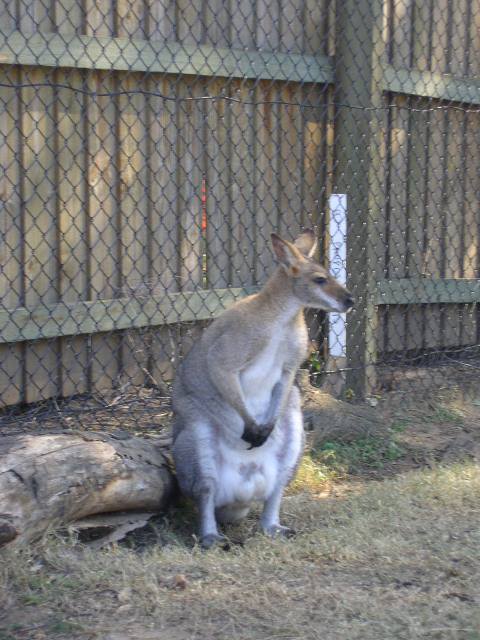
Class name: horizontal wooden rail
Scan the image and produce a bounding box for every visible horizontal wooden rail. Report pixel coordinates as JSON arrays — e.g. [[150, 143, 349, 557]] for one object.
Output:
[[375, 278, 480, 305], [0, 279, 478, 344], [2, 32, 479, 105], [383, 65, 480, 106], [0, 287, 258, 344], [0, 30, 333, 84]]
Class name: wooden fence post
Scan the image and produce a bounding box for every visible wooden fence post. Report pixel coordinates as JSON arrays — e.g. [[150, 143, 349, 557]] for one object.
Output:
[[333, 0, 386, 398]]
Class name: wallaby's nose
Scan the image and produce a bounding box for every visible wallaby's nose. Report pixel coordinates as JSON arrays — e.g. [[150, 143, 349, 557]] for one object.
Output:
[[344, 295, 354, 309]]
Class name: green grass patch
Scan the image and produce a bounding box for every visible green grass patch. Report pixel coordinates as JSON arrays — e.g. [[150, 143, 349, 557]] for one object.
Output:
[[428, 405, 465, 424], [314, 435, 405, 473]]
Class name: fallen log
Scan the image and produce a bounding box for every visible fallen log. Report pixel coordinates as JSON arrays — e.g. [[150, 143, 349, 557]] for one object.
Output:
[[297, 370, 384, 445], [0, 430, 175, 548]]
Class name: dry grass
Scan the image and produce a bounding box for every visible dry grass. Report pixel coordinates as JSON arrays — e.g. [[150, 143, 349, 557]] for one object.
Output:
[[2, 383, 480, 640], [1, 461, 480, 640]]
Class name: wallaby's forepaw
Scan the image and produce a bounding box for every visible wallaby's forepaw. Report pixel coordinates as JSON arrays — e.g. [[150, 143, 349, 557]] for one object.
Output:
[[242, 421, 275, 449], [262, 524, 296, 539], [200, 533, 229, 550]]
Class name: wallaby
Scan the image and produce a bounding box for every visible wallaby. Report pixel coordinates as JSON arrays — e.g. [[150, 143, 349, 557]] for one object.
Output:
[[172, 230, 353, 548]]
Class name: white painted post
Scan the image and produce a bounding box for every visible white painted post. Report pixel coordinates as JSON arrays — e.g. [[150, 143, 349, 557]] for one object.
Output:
[[324, 193, 347, 396], [329, 193, 347, 356]]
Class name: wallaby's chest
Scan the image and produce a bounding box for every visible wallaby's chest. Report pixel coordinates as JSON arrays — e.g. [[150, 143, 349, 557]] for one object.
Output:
[[240, 325, 306, 422], [242, 336, 283, 385]]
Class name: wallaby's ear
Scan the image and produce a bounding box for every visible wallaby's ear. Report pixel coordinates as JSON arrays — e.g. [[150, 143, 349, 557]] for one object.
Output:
[[271, 233, 303, 274], [294, 229, 317, 258]]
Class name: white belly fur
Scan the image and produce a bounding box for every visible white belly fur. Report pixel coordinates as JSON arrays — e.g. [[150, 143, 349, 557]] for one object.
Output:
[[240, 339, 283, 423], [215, 409, 304, 508]]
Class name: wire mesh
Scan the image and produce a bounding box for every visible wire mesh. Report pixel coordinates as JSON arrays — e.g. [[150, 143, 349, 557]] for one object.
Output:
[[0, 0, 479, 431]]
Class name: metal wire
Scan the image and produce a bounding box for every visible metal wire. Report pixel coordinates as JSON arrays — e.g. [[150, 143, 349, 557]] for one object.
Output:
[[0, 0, 479, 431]]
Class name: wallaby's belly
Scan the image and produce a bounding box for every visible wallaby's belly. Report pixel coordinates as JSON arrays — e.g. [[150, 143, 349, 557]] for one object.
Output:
[[214, 415, 303, 508], [216, 446, 277, 506]]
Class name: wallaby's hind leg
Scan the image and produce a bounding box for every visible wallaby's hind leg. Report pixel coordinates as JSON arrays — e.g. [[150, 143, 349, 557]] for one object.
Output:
[[172, 420, 225, 549], [260, 484, 296, 538], [197, 481, 227, 549]]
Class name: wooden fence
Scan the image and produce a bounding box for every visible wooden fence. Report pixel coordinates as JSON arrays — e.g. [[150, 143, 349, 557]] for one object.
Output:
[[0, 0, 479, 406]]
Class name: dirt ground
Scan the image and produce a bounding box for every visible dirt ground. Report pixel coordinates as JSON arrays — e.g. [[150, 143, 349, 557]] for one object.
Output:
[[1, 366, 480, 640]]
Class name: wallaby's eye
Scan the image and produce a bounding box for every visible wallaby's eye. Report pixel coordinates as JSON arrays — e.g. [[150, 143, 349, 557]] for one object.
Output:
[[313, 276, 327, 285]]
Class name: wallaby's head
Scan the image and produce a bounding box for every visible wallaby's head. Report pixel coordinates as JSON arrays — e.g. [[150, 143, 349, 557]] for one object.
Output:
[[271, 230, 354, 313]]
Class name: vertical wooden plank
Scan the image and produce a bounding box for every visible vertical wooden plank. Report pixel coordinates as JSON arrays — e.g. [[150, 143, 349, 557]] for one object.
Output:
[[405, 97, 428, 352], [423, 102, 443, 349], [302, 86, 324, 239], [146, 0, 176, 41], [278, 83, 303, 239], [430, 0, 448, 73], [392, 0, 413, 68], [116, 0, 145, 39], [54, 0, 84, 34], [439, 107, 462, 348], [411, 0, 432, 72], [463, 110, 479, 280], [86, 70, 120, 392], [56, 69, 89, 397], [83, 0, 117, 395], [22, 68, 59, 403], [448, 0, 468, 76], [178, 79, 203, 291], [254, 81, 279, 284], [84, 0, 114, 36], [467, 0, 480, 77], [0, 1, 16, 32], [443, 110, 463, 281], [176, 0, 202, 44], [386, 96, 409, 353], [458, 304, 477, 347], [459, 108, 479, 346], [304, 0, 329, 56], [148, 75, 178, 385], [18, 0, 54, 33], [387, 97, 408, 281], [280, 0, 303, 53], [231, 0, 255, 49], [117, 73, 149, 386], [230, 80, 255, 288], [205, 80, 230, 288], [256, 0, 280, 51], [0, 68, 23, 407], [204, 0, 230, 46], [149, 76, 178, 294]]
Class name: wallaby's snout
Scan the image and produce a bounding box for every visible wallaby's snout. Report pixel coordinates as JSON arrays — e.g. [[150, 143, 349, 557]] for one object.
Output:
[[270, 230, 354, 313]]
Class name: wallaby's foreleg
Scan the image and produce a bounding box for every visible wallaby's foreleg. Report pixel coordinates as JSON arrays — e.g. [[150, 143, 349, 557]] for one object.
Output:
[[206, 347, 255, 427], [264, 369, 296, 426]]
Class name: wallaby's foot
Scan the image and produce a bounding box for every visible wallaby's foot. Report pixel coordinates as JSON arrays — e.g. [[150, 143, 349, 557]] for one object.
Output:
[[262, 524, 296, 539], [200, 533, 229, 550], [242, 421, 274, 449]]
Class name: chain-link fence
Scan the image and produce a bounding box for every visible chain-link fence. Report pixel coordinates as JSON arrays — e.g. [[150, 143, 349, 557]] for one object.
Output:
[[0, 0, 479, 431]]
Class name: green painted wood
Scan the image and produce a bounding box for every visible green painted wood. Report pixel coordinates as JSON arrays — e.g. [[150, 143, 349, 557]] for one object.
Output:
[[334, 0, 386, 397], [0, 288, 258, 344], [2, 32, 478, 102], [375, 278, 480, 305], [383, 64, 480, 106], [0, 30, 333, 84]]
